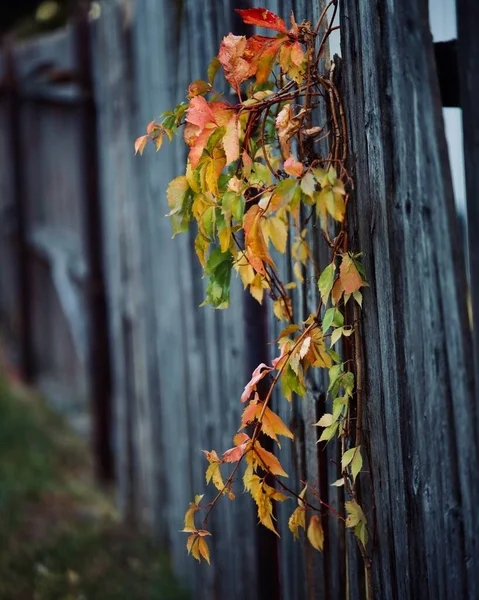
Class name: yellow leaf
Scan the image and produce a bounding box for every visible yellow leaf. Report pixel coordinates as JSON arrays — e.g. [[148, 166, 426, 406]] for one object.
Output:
[[218, 225, 231, 253], [249, 273, 265, 304], [233, 251, 255, 288], [198, 537, 211, 565], [345, 500, 366, 528], [205, 462, 225, 491], [244, 205, 275, 274], [293, 261, 304, 283], [243, 464, 255, 491], [289, 506, 305, 539], [183, 507, 196, 532], [262, 216, 288, 254], [191, 537, 201, 561], [307, 515, 324, 551], [273, 297, 291, 322], [186, 534, 197, 554]]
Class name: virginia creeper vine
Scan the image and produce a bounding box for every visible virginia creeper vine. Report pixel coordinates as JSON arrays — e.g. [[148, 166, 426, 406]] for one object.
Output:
[[136, 4, 373, 597]]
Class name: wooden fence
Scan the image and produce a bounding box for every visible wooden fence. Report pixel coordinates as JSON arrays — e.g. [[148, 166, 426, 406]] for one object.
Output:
[[0, 1, 478, 598]]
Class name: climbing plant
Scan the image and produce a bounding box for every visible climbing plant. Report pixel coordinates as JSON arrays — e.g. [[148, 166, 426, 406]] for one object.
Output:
[[136, 3, 372, 597]]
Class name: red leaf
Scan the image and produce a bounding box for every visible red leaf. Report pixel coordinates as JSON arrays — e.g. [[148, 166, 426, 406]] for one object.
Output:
[[185, 96, 216, 129], [235, 8, 288, 34], [223, 441, 248, 463], [241, 361, 273, 403], [219, 33, 256, 93], [284, 156, 304, 177]]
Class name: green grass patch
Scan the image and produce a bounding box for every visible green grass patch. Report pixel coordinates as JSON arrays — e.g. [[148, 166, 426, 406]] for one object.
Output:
[[0, 380, 189, 600]]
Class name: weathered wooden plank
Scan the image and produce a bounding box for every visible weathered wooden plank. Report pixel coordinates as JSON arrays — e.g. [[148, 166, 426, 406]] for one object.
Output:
[[457, 0, 479, 441], [341, 1, 479, 598]]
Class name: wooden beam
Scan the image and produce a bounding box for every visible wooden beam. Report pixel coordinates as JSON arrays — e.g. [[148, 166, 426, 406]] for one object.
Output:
[[457, 0, 479, 431], [74, 0, 114, 483]]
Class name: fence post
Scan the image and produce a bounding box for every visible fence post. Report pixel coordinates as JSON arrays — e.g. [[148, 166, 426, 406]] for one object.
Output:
[[4, 42, 35, 382], [74, 1, 114, 483]]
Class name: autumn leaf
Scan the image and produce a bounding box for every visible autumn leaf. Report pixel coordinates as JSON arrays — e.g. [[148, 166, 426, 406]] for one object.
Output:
[[284, 156, 304, 177], [188, 79, 211, 98], [223, 114, 240, 164], [288, 506, 306, 539], [198, 537, 210, 564], [241, 362, 273, 403], [244, 205, 275, 274], [340, 254, 364, 294], [134, 134, 149, 156], [235, 7, 288, 33], [219, 33, 256, 93], [241, 401, 293, 444], [307, 515, 324, 551], [255, 443, 288, 477], [186, 95, 216, 129], [261, 215, 288, 254], [223, 440, 249, 463]]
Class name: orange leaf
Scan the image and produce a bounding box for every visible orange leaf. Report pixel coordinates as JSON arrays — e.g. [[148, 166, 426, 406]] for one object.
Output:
[[235, 8, 288, 34], [261, 406, 294, 443], [331, 277, 344, 306], [284, 156, 304, 177], [255, 444, 288, 477], [198, 537, 211, 564], [244, 205, 276, 275], [340, 254, 364, 294], [134, 135, 148, 156]]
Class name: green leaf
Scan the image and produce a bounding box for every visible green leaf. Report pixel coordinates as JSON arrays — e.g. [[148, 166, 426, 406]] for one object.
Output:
[[313, 413, 334, 427], [345, 500, 366, 528], [342, 372, 355, 397], [330, 327, 343, 346], [355, 521, 368, 546], [318, 422, 339, 443], [326, 348, 341, 363], [282, 365, 306, 401], [327, 364, 343, 395], [201, 248, 233, 308], [270, 178, 298, 210], [300, 172, 316, 198], [322, 308, 335, 332], [222, 192, 245, 222], [207, 56, 221, 85], [341, 446, 357, 471], [351, 446, 363, 483], [353, 290, 363, 307], [318, 263, 335, 303]]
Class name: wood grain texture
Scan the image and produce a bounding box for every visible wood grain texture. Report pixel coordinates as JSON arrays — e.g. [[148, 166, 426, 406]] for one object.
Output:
[[341, 1, 479, 598]]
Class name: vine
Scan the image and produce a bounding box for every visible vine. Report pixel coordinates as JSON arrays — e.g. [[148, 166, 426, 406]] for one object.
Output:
[[136, 4, 372, 597]]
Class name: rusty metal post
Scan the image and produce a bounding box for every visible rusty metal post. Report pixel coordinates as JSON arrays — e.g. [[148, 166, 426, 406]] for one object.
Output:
[[4, 42, 35, 382], [74, 1, 114, 483]]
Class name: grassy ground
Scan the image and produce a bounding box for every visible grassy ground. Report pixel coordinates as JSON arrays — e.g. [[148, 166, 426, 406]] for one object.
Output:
[[0, 378, 189, 600]]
